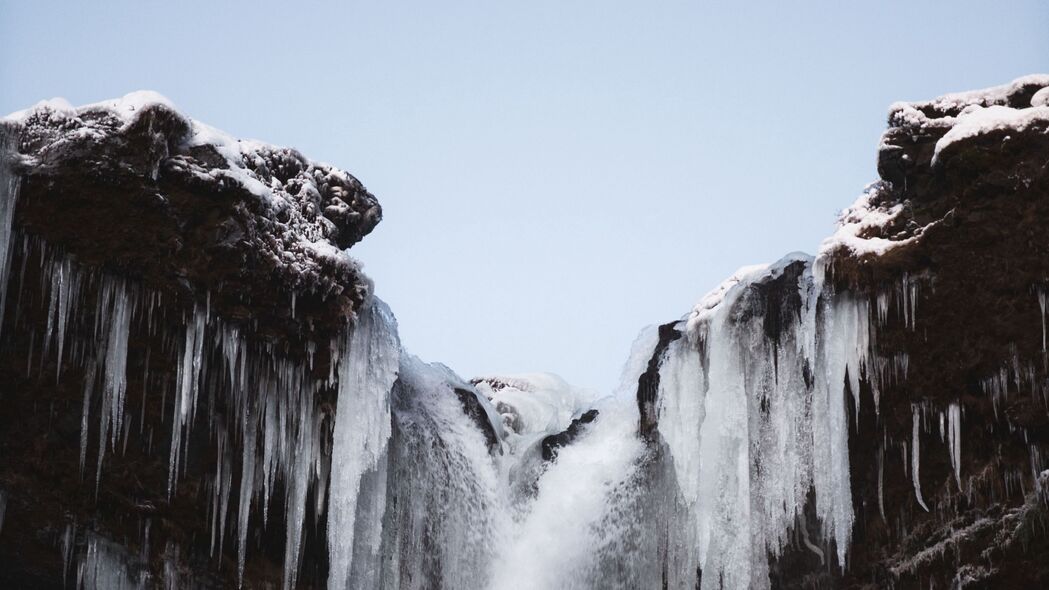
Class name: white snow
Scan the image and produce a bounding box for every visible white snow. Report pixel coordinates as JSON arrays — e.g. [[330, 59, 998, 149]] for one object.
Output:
[[473, 372, 596, 437], [686, 253, 810, 331], [908, 74, 1049, 114], [1032, 87, 1049, 108], [182, 121, 274, 201], [818, 185, 918, 258], [2, 91, 371, 216], [932, 104, 1049, 164]]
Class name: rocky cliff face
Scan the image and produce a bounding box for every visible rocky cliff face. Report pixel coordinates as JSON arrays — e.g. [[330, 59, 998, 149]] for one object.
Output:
[[2, 77, 1048, 590]]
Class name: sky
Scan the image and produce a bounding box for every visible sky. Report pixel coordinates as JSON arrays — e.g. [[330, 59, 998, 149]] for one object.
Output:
[[3, 1, 1048, 394]]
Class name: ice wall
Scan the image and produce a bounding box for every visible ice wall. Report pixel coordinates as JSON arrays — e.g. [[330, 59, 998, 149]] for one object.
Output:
[[652, 255, 869, 589], [327, 300, 400, 590]]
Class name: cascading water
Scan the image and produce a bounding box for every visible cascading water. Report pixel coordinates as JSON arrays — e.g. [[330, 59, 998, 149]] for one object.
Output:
[[376, 357, 508, 590]]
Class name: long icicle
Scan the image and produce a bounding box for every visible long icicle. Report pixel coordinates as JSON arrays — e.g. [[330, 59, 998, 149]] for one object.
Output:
[[912, 406, 930, 512], [327, 299, 400, 590]]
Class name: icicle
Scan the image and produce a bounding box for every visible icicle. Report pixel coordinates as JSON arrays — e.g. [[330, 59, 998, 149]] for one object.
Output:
[[1036, 287, 1044, 350], [876, 291, 890, 326], [282, 397, 315, 590], [0, 122, 22, 337], [55, 258, 78, 379], [89, 278, 134, 492], [80, 364, 97, 478], [101, 278, 133, 449], [948, 402, 962, 488], [210, 427, 233, 558], [167, 304, 207, 498], [877, 443, 886, 521], [78, 532, 149, 590], [236, 407, 257, 588], [142, 519, 151, 563], [900, 272, 920, 330], [911, 406, 930, 512], [327, 299, 400, 590], [62, 522, 76, 587]]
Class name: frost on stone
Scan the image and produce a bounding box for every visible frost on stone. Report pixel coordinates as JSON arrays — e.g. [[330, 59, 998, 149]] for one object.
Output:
[[5, 91, 380, 251]]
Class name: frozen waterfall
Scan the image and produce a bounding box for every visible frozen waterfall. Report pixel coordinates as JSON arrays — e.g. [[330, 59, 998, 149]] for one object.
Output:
[[0, 121, 914, 588]]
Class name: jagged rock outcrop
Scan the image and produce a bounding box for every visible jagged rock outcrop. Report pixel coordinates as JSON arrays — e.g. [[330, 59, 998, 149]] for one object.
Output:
[[7, 92, 380, 344], [541, 409, 599, 461]]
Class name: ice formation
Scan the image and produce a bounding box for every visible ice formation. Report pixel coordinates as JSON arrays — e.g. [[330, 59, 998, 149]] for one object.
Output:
[[327, 300, 400, 590], [911, 406, 930, 512], [948, 402, 962, 488], [653, 255, 869, 588], [77, 532, 149, 590]]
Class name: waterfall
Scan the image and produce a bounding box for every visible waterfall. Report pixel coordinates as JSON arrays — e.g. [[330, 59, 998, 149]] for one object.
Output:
[[376, 356, 508, 590]]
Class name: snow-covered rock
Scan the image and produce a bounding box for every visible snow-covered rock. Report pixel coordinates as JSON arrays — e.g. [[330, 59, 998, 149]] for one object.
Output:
[[3, 92, 381, 344]]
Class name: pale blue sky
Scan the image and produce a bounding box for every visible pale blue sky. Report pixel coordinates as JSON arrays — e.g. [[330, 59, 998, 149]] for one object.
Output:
[[3, 1, 1047, 393]]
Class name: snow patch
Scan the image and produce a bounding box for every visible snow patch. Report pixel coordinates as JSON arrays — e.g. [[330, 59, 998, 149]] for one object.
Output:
[[932, 104, 1049, 164]]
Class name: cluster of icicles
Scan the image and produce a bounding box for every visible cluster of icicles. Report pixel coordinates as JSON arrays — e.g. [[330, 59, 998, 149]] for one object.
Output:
[[1, 236, 402, 590], [651, 255, 934, 589]]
